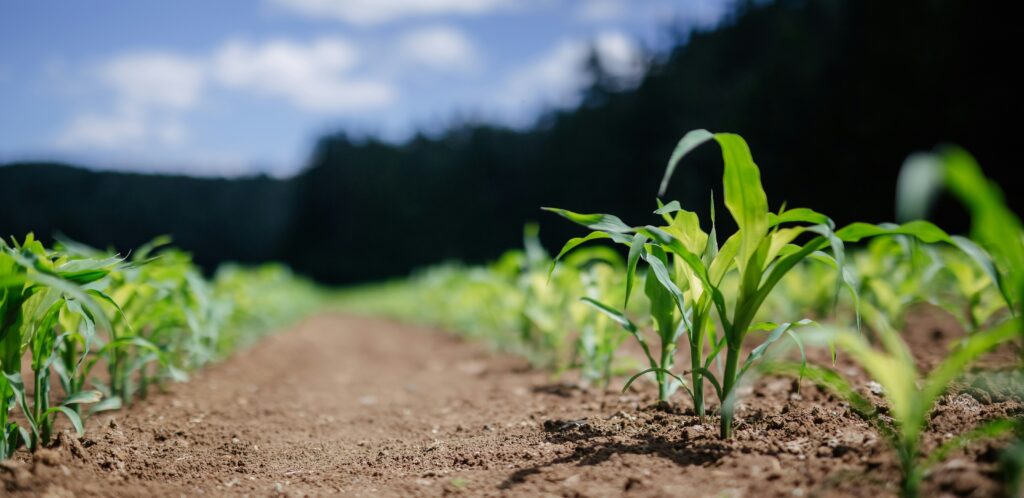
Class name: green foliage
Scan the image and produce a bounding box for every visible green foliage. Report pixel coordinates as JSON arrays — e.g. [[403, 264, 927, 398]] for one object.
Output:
[[337, 133, 1019, 493], [898, 147, 1024, 318], [760, 152, 1024, 497], [548, 130, 967, 438], [771, 314, 1018, 498], [0, 235, 320, 458], [335, 226, 632, 383]]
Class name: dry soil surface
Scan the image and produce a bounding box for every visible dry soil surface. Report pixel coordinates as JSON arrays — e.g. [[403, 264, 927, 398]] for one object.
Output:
[[1, 311, 1020, 497]]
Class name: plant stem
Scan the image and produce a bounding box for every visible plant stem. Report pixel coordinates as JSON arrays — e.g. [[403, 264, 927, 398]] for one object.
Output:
[[690, 336, 704, 420], [901, 469, 921, 498], [657, 341, 675, 402], [33, 365, 50, 451], [719, 344, 742, 439]]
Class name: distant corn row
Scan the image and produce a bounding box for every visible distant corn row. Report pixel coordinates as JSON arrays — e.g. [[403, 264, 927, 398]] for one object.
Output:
[[0, 237, 320, 458], [336, 226, 633, 385], [338, 131, 1022, 498]]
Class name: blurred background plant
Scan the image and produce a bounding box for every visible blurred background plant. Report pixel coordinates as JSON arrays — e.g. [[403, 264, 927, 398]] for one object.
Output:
[[1, 235, 319, 457]]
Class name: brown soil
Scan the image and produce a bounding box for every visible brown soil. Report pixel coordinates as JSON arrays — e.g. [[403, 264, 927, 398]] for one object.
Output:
[[1, 312, 1020, 497]]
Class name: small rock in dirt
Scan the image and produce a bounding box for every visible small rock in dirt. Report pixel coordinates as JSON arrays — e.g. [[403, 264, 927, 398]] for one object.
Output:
[[607, 410, 636, 421], [867, 381, 884, 395], [543, 418, 588, 432]]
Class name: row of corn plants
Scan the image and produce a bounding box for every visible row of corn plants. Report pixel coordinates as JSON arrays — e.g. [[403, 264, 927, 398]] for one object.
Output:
[[0, 236, 320, 459], [338, 131, 1021, 497], [335, 225, 639, 386]]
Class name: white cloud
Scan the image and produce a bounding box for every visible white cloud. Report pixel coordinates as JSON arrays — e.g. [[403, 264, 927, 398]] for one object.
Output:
[[267, 0, 513, 25], [55, 36, 398, 154], [592, 30, 644, 81], [396, 26, 480, 72], [56, 110, 187, 150], [574, 0, 627, 22], [100, 53, 204, 111], [505, 39, 589, 110], [56, 112, 146, 150], [55, 52, 204, 151], [498, 30, 643, 122], [212, 37, 396, 112]]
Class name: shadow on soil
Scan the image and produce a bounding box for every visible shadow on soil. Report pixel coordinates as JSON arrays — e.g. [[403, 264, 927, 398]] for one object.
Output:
[[498, 416, 729, 490]]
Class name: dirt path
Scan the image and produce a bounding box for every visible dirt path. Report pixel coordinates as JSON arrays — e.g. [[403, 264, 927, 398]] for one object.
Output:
[[1, 312, 1018, 497]]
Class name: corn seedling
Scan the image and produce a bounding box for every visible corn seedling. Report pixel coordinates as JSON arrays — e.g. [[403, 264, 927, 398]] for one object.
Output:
[[548, 129, 972, 438], [0, 235, 112, 456], [570, 254, 628, 388], [0, 234, 320, 459], [771, 309, 1019, 498], [898, 146, 1023, 322]]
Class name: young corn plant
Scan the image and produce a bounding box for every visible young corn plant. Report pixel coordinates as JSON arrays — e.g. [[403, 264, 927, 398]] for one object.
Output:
[[89, 244, 195, 408], [548, 129, 968, 438], [0, 235, 109, 456], [570, 253, 628, 388], [898, 146, 1023, 321], [764, 147, 1023, 497], [770, 308, 1019, 498], [930, 247, 1008, 333]]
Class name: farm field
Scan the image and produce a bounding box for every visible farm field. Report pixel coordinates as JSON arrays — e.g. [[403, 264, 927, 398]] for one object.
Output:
[[3, 130, 1022, 498], [3, 2, 1021, 497], [1, 311, 1016, 498]]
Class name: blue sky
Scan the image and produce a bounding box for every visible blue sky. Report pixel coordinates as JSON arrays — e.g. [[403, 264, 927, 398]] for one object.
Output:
[[0, 0, 732, 177]]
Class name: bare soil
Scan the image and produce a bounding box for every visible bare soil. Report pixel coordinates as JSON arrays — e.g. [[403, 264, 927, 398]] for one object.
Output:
[[1, 311, 1020, 497]]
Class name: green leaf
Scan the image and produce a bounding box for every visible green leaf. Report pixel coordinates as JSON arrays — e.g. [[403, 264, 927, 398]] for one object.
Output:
[[622, 367, 692, 398], [768, 207, 834, 229], [642, 249, 687, 321], [922, 418, 1016, 472], [715, 133, 769, 266], [654, 200, 682, 216], [581, 297, 656, 368], [61, 390, 103, 405], [89, 396, 123, 415], [541, 207, 633, 233], [895, 152, 945, 222], [46, 406, 85, 436], [548, 231, 612, 277], [694, 367, 724, 401], [835, 220, 952, 244], [950, 235, 1014, 311], [739, 319, 814, 380], [624, 233, 648, 307], [658, 129, 715, 196]]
